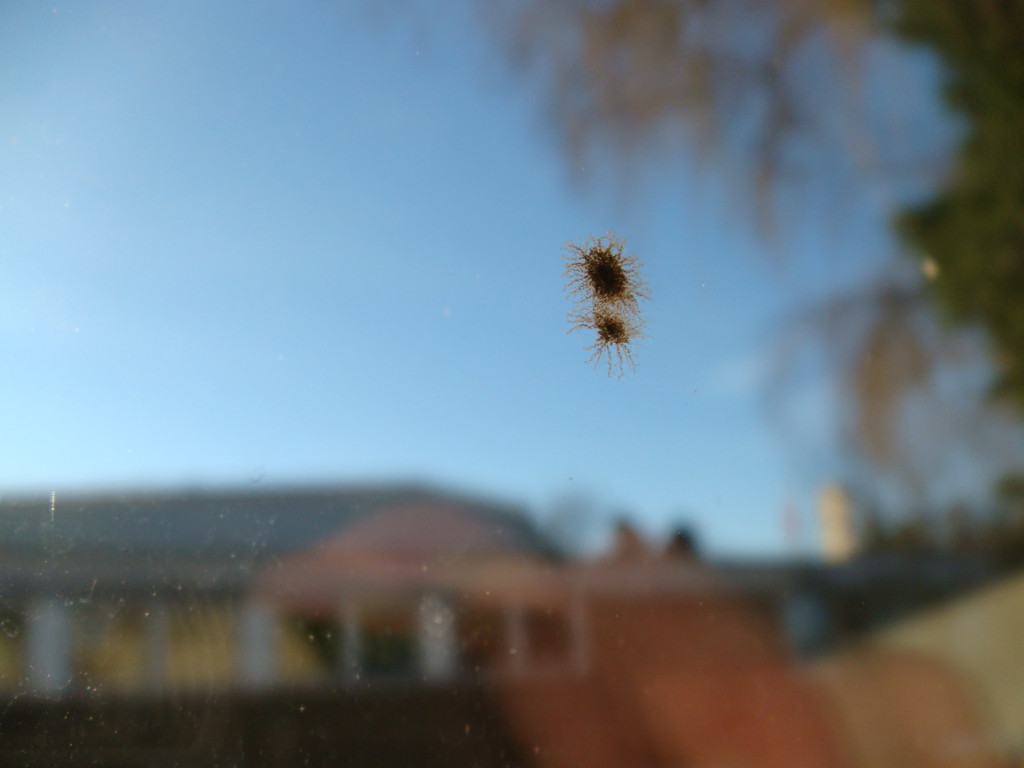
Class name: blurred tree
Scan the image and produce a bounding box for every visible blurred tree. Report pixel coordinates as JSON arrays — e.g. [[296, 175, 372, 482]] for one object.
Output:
[[479, 0, 887, 225], [472, 0, 1024, 546], [767, 271, 1024, 531], [893, 1, 1024, 408]]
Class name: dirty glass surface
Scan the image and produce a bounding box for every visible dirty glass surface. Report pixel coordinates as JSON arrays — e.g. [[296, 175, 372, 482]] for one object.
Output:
[[2, 2, 1023, 767]]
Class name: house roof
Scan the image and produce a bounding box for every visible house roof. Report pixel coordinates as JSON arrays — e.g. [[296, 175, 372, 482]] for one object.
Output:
[[254, 500, 563, 612], [0, 483, 552, 602]]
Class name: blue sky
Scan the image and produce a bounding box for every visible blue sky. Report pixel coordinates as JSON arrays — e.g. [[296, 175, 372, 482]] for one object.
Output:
[[1, 2, 946, 554]]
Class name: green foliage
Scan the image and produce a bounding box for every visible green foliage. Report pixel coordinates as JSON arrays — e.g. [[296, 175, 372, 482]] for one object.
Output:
[[894, 0, 1024, 408]]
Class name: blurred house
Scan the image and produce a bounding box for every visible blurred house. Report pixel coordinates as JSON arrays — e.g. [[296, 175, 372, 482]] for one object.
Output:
[[0, 483, 998, 699], [252, 499, 583, 685], [0, 484, 562, 697], [0, 484, 1017, 768], [867, 567, 1024, 756]]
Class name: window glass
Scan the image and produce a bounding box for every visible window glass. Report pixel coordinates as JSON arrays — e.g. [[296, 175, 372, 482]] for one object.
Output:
[[2, 2, 1022, 767]]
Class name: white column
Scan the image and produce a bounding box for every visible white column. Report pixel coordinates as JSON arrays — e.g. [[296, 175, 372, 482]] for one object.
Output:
[[238, 602, 277, 688], [504, 604, 529, 675], [418, 594, 457, 680], [340, 600, 362, 682], [144, 602, 170, 690], [27, 599, 72, 696]]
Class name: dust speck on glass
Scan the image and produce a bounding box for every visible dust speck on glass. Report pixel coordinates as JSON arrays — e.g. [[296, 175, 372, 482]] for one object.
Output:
[[563, 233, 648, 377]]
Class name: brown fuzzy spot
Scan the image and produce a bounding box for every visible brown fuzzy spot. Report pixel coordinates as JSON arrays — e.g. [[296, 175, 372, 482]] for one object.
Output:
[[595, 312, 630, 345], [565, 234, 648, 316], [586, 248, 630, 300], [572, 307, 640, 377], [564, 233, 647, 376]]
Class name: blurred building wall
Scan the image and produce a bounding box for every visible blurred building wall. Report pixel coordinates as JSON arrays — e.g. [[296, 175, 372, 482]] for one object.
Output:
[[870, 568, 1024, 754]]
